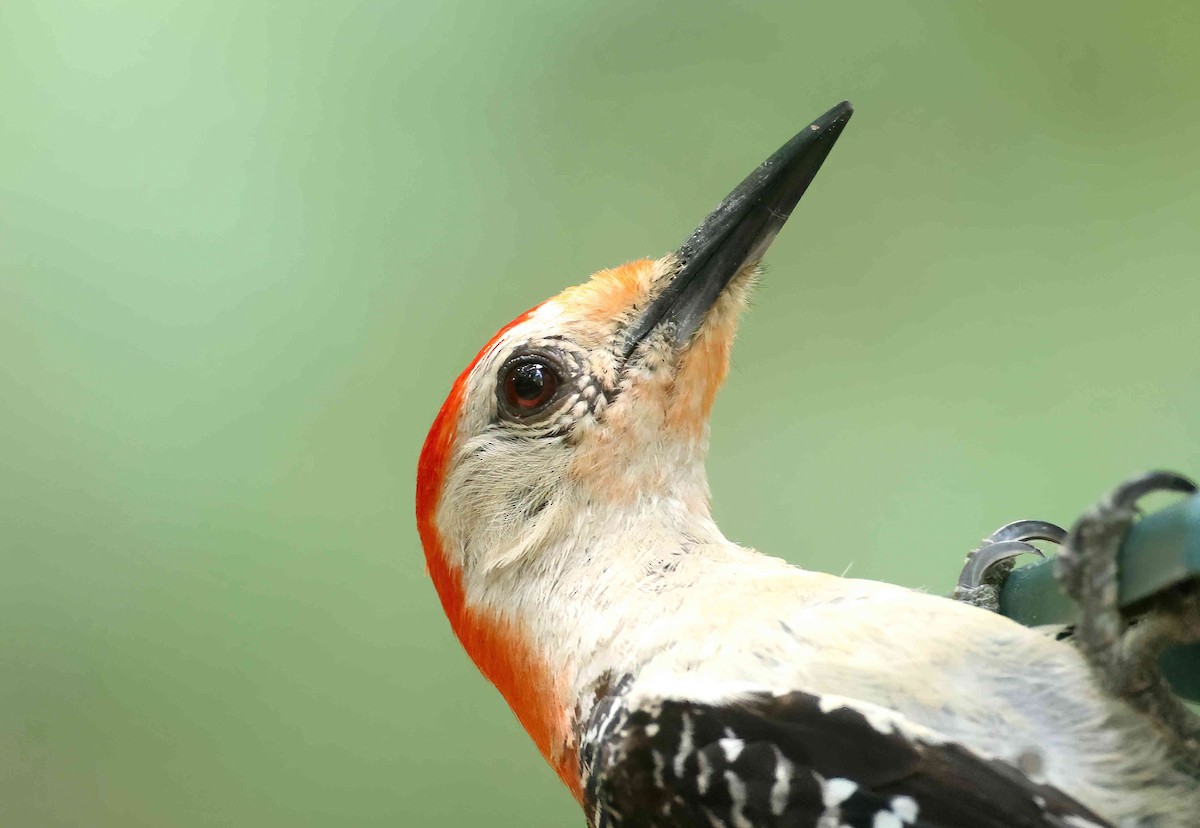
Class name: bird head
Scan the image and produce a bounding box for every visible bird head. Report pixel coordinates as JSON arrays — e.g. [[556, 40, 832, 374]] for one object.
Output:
[[416, 102, 852, 794]]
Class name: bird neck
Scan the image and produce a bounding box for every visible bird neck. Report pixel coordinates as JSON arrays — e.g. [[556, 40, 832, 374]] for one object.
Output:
[[477, 497, 739, 735], [426, 488, 738, 799]]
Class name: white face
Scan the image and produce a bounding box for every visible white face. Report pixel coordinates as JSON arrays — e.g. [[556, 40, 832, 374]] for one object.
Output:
[[427, 254, 757, 585], [415, 110, 848, 787]]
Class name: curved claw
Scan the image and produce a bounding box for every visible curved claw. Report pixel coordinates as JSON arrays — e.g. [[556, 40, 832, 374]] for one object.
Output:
[[1110, 470, 1197, 511], [958, 540, 1045, 589], [985, 519, 1068, 546]]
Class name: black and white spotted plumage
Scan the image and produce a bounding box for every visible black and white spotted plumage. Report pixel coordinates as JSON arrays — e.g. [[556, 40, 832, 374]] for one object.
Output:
[[581, 683, 1111, 828]]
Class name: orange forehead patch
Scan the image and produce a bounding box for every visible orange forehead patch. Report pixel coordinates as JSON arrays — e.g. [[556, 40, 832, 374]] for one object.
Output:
[[556, 258, 658, 325]]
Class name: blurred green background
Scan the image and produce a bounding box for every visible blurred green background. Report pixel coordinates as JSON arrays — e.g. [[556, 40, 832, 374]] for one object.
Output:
[[3, 1, 1199, 825]]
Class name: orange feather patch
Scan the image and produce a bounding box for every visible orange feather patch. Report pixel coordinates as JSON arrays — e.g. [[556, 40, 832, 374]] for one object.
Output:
[[557, 259, 655, 325]]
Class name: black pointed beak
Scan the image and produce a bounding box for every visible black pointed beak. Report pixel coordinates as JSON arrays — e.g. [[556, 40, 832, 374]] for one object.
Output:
[[623, 101, 853, 359]]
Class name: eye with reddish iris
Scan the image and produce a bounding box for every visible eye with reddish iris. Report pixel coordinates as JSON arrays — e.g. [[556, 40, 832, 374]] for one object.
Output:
[[504, 361, 558, 411]]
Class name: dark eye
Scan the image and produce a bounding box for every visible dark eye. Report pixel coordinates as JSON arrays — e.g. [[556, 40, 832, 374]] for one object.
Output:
[[503, 361, 558, 412]]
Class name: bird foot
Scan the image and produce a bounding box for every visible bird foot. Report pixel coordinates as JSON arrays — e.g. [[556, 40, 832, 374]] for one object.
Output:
[[954, 520, 1065, 612], [1055, 470, 1200, 766], [956, 472, 1200, 769]]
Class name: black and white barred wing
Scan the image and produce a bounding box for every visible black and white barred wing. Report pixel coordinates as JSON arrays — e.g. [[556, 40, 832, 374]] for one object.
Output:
[[581, 688, 1110, 828]]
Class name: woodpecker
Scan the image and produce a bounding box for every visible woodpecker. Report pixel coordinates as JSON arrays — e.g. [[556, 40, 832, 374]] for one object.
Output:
[[416, 102, 1200, 827]]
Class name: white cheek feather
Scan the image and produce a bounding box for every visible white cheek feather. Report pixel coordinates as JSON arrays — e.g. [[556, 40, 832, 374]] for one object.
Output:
[[438, 428, 577, 577]]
